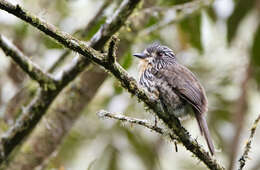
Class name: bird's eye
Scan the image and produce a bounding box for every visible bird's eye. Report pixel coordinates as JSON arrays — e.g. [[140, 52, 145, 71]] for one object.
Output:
[[157, 51, 163, 57]]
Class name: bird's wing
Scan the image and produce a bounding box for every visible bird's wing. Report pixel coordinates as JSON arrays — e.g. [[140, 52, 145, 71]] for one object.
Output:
[[156, 64, 208, 114]]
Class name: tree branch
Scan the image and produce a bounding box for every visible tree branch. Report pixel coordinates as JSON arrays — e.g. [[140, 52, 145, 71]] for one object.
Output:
[[80, 0, 111, 38], [3, 1, 161, 168], [2, 0, 114, 124], [0, 35, 56, 87], [97, 110, 179, 142], [0, 0, 141, 165], [101, 40, 225, 170], [238, 114, 260, 170]]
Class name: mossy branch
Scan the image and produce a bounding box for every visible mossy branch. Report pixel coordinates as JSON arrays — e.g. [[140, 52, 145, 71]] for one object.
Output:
[[97, 110, 179, 142], [0, 0, 141, 165], [238, 114, 260, 170], [0, 35, 56, 87], [0, 0, 225, 169], [1, 1, 211, 168]]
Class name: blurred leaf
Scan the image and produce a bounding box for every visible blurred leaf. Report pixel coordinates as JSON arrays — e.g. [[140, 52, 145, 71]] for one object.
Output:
[[55, 0, 69, 17], [211, 93, 233, 121], [121, 50, 133, 69], [144, 31, 164, 43], [113, 81, 123, 94], [14, 22, 28, 39], [179, 13, 203, 53], [251, 24, 260, 86], [205, 6, 217, 22], [227, 0, 256, 43], [114, 50, 134, 94], [159, 0, 191, 6], [82, 17, 107, 41], [123, 128, 159, 170], [145, 15, 160, 28], [43, 36, 63, 49], [88, 145, 118, 170]]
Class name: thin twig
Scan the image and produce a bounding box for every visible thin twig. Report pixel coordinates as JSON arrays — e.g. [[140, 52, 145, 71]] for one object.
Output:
[[47, 50, 70, 73], [97, 110, 178, 141], [81, 0, 111, 38], [238, 114, 260, 170], [0, 35, 56, 87], [48, 0, 112, 73]]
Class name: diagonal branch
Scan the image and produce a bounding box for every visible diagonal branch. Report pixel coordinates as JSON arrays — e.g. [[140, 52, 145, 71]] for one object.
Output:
[[101, 38, 225, 170], [97, 110, 179, 141], [238, 114, 260, 170], [80, 0, 111, 38], [0, 35, 56, 87], [0, 1, 224, 169], [0, 0, 141, 165]]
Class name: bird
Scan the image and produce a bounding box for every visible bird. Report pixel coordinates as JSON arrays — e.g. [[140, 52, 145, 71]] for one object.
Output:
[[133, 43, 215, 155]]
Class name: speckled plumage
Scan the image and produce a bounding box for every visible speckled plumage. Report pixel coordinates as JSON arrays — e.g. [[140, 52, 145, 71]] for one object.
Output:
[[134, 43, 215, 155]]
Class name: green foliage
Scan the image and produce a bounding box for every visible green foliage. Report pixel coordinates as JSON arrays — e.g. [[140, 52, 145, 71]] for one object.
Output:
[[227, 0, 256, 43], [145, 15, 160, 28], [14, 22, 28, 39], [159, 0, 191, 6], [205, 6, 217, 22], [114, 50, 133, 94], [83, 17, 107, 41], [121, 50, 133, 70], [251, 24, 260, 86], [113, 81, 123, 94], [179, 13, 203, 53]]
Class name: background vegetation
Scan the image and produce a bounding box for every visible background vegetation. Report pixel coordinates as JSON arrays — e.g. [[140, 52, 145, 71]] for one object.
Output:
[[0, 0, 260, 170]]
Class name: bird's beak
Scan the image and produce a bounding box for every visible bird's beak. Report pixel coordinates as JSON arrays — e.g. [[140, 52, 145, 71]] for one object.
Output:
[[133, 53, 147, 59]]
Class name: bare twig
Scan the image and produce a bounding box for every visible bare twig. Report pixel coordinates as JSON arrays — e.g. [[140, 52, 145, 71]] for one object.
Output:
[[97, 110, 179, 141], [238, 114, 260, 170], [0, 0, 141, 165], [0, 35, 56, 87]]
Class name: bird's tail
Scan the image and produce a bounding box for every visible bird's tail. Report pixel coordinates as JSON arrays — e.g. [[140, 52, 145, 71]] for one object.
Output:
[[195, 113, 215, 155]]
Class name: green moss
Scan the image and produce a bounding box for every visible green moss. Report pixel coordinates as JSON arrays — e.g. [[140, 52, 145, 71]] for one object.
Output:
[[47, 83, 57, 91], [28, 62, 33, 72]]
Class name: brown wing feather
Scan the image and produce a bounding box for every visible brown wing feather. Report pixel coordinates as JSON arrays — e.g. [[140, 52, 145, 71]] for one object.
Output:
[[156, 64, 214, 155], [157, 64, 208, 114]]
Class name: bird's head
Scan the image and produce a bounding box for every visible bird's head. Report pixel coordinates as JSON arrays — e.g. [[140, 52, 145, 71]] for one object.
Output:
[[133, 43, 176, 70]]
